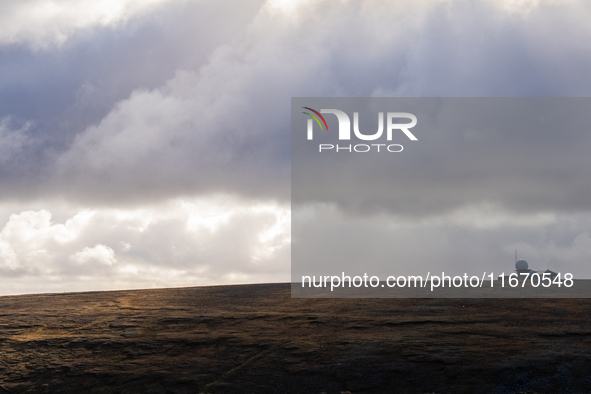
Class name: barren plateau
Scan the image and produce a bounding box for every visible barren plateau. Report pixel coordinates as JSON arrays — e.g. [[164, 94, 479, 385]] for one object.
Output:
[[0, 283, 590, 393]]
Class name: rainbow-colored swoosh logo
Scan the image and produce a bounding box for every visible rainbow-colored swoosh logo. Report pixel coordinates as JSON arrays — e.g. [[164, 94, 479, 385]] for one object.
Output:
[[302, 107, 329, 131]]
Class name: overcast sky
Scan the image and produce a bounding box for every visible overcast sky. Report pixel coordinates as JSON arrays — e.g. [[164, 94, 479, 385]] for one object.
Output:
[[291, 98, 591, 281], [1, 0, 591, 295]]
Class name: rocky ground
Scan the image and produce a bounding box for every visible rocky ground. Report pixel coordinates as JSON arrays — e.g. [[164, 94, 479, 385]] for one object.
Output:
[[0, 283, 590, 393]]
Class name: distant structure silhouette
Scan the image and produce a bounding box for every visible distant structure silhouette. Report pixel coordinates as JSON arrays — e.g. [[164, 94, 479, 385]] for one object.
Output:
[[499, 250, 558, 280]]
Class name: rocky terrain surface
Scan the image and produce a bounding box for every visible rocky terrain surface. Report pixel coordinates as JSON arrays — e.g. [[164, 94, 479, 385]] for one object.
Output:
[[0, 283, 590, 393]]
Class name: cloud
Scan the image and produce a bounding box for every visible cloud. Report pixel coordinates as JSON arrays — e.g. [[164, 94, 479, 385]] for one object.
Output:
[[292, 98, 591, 217], [46, 0, 591, 204], [0, 0, 177, 49], [291, 97, 591, 281], [0, 196, 290, 295], [70, 244, 116, 266], [0, 117, 32, 163], [293, 202, 591, 278], [0, 3, 586, 205], [2, 0, 591, 292], [0, 0, 267, 202]]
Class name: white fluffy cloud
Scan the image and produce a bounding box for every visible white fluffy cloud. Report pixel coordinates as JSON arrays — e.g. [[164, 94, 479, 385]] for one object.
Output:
[[0, 197, 290, 295], [71, 244, 116, 266]]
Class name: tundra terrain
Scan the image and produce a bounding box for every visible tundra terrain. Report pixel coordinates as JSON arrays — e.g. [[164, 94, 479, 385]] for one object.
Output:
[[0, 284, 590, 393]]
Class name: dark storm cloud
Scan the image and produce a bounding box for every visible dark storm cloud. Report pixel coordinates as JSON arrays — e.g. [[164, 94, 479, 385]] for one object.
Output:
[[2, 0, 591, 205], [0, 0, 265, 202], [291, 96, 591, 279], [293, 98, 591, 217], [292, 203, 591, 278]]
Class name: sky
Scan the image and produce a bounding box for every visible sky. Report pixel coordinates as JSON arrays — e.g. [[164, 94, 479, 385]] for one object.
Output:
[[1, 0, 591, 295], [291, 98, 591, 283]]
